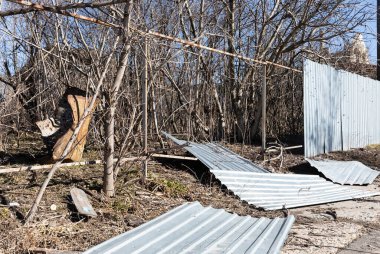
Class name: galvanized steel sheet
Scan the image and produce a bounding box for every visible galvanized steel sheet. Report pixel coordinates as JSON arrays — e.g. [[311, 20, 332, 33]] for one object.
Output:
[[83, 201, 295, 254], [212, 170, 380, 210], [162, 132, 269, 173], [304, 60, 380, 157], [306, 159, 379, 185], [163, 132, 379, 210]]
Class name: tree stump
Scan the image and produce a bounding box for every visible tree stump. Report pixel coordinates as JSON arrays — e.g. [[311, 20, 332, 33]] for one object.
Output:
[[36, 87, 99, 162]]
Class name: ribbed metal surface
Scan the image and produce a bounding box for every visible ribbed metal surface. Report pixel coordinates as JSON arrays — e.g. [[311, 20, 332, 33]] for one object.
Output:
[[306, 159, 379, 185], [162, 132, 269, 173], [212, 170, 380, 210], [163, 132, 379, 210], [304, 60, 380, 157], [83, 202, 295, 254]]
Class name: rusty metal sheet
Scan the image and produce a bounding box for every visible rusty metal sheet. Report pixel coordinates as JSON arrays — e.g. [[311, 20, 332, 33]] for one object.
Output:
[[70, 188, 97, 217]]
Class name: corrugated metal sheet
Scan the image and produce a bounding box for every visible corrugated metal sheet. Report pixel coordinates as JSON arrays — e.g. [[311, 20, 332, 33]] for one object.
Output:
[[83, 201, 295, 254], [212, 170, 380, 210], [163, 132, 380, 210], [306, 159, 379, 185], [304, 60, 380, 157], [162, 132, 269, 173]]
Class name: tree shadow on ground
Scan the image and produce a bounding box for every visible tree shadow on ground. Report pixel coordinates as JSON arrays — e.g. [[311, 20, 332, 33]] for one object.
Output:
[[155, 157, 217, 187], [0, 151, 49, 165], [288, 161, 326, 178]]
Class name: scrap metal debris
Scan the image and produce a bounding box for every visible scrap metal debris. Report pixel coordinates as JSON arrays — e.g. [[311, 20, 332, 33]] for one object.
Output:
[[306, 159, 380, 185], [163, 133, 380, 210], [213, 170, 380, 210], [162, 132, 269, 173], [83, 201, 295, 254]]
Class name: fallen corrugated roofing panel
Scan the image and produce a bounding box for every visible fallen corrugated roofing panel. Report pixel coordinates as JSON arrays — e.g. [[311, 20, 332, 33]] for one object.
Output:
[[83, 201, 295, 254], [306, 159, 379, 185], [162, 132, 380, 210], [162, 132, 269, 173], [213, 170, 380, 210]]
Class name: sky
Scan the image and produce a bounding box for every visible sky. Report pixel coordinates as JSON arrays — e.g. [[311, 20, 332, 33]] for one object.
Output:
[[0, 1, 378, 65], [363, 0, 377, 63]]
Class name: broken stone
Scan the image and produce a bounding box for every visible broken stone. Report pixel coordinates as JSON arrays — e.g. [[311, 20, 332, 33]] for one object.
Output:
[[124, 214, 144, 227]]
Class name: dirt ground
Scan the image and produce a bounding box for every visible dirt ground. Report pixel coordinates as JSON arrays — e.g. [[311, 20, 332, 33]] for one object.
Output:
[[0, 135, 379, 253], [338, 230, 380, 254]]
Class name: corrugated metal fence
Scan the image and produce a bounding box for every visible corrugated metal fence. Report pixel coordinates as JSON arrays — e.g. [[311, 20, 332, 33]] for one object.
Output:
[[304, 60, 380, 157]]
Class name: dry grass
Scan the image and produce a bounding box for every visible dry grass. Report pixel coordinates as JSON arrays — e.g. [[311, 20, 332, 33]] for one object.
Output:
[[0, 134, 379, 253]]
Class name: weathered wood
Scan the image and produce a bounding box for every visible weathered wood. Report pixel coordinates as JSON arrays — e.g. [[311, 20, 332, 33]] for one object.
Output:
[[142, 37, 148, 181], [0, 157, 141, 174], [52, 94, 99, 162], [35, 118, 60, 137], [70, 187, 97, 217], [0, 154, 196, 174], [261, 65, 267, 152], [28, 248, 81, 254], [150, 154, 198, 161], [284, 145, 303, 150], [24, 42, 119, 224]]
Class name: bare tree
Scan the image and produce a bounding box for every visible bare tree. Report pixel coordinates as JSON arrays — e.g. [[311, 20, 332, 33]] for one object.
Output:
[[0, 0, 373, 193]]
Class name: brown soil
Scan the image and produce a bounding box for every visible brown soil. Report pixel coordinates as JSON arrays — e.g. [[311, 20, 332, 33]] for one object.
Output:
[[0, 134, 379, 253]]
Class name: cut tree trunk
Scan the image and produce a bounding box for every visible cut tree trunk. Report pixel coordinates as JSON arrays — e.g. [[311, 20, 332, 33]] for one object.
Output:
[[52, 93, 99, 162], [36, 88, 99, 162]]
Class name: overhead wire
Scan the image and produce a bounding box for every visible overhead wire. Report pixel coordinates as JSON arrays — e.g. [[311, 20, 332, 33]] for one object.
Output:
[[4, 0, 302, 73]]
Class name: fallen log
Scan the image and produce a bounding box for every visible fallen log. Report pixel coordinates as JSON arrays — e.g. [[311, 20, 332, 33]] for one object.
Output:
[[28, 248, 81, 254], [0, 157, 141, 174], [150, 154, 198, 161], [0, 154, 197, 174]]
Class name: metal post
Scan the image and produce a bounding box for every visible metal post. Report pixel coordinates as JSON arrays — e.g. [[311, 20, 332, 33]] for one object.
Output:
[[377, 0, 380, 80], [142, 38, 148, 181], [261, 65, 267, 152]]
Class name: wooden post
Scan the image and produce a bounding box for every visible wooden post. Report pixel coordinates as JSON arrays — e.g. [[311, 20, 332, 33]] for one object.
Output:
[[261, 65, 267, 152], [142, 37, 148, 181]]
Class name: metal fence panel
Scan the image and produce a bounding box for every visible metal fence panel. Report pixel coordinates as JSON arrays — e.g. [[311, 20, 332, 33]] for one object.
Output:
[[83, 202, 295, 254], [162, 132, 269, 173], [304, 60, 380, 157], [163, 132, 379, 209], [306, 159, 379, 185], [212, 170, 380, 210]]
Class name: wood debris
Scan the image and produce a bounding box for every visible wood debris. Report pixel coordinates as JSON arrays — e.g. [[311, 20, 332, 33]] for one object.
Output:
[[70, 187, 97, 218]]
